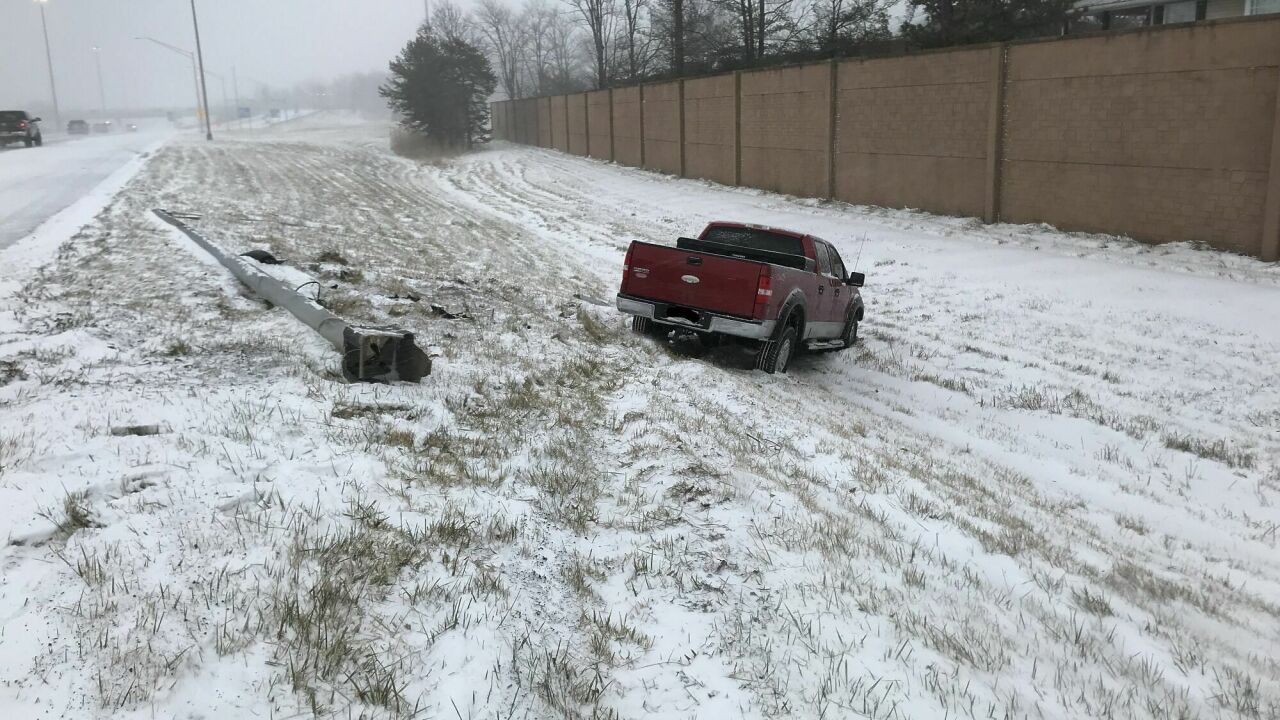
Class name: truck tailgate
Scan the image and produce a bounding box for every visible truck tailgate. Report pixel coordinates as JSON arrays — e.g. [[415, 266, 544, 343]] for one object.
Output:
[[624, 242, 762, 318]]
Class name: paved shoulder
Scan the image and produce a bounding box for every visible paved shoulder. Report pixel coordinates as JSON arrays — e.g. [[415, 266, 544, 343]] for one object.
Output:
[[0, 131, 170, 249]]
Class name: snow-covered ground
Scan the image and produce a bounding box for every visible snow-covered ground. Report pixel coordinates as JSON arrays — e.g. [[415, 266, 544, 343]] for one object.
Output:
[[0, 127, 172, 249], [1, 114, 1277, 719]]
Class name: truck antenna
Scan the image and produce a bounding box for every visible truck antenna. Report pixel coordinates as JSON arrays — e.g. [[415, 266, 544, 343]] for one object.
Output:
[[853, 234, 868, 271]]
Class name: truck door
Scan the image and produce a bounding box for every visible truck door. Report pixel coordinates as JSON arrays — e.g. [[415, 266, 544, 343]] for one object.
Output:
[[825, 244, 853, 328], [811, 241, 844, 339]]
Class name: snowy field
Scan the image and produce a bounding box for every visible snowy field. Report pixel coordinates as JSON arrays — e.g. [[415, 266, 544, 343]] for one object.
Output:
[[1, 113, 1278, 719]]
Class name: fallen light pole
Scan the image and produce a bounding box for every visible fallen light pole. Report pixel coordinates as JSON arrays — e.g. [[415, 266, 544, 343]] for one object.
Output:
[[153, 209, 431, 383]]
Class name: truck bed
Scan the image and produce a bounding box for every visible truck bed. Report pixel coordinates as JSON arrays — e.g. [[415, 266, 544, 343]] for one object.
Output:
[[621, 240, 768, 319]]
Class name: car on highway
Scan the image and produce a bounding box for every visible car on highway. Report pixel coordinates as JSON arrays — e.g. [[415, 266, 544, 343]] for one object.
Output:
[[92, 121, 113, 134], [126, 123, 139, 132], [617, 221, 865, 374], [0, 111, 44, 148], [67, 119, 90, 135]]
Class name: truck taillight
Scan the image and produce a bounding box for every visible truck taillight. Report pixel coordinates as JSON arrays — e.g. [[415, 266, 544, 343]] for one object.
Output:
[[17, 121, 27, 129], [621, 245, 634, 283], [754, 269, 773, 319]]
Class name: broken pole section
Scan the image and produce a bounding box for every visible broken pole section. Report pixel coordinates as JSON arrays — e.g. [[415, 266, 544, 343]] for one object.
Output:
[[152, 209, 431, 383]]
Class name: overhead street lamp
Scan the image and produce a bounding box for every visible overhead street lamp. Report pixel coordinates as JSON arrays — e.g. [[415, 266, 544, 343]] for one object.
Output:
[[202, 68, 231, 127], [91, 46, 106, 115], [34, 0, 62, 131], [189, 0, 214, 141], [135, 36, 202, 132]]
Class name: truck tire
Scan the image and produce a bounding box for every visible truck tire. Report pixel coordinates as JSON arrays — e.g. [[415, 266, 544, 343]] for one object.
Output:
[[756, 325, 798, 374], [839, 312, 858, 348], [24, 137, 33, 148], [33, 134, 42, 147]]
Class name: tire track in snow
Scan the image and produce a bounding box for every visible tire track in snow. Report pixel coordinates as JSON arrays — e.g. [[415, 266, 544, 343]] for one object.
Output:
[[417, 145, 1280, 714]]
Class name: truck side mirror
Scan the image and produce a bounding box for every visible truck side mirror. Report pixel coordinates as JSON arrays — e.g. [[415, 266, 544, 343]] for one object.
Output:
[[32, 117, 42, 123], [847, 272, 865, 287]]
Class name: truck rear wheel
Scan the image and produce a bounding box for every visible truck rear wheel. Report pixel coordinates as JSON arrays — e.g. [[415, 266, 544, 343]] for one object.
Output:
[[756, 326, 797, 374]]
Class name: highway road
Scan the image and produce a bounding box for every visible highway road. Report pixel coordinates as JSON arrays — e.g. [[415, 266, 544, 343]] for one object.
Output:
[[0, 127, 170, 250]]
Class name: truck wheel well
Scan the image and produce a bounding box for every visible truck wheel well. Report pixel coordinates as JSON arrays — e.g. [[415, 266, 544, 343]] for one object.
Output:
[[786, 306, 805, 337]]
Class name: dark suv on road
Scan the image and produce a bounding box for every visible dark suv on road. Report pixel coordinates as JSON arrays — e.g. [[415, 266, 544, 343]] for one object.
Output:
[[0, 111, 44, 148]]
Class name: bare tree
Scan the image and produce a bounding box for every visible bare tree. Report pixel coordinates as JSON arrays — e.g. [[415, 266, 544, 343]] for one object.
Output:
[[567, 0, 618, 88], [522, 5, 586, 93], [548, 9, 586, 91], [431, 0, 477, 43], [716, 0, 759, 62], [712, 0, 799, 63], [669, 0, 686, 74], [477, 0, 530, 99], [651, 0, 720, 75], [683, 0, 730, 70], [522, 0, 554, 94], [809, 0, 893, 55], [616, 0, 655, 81]]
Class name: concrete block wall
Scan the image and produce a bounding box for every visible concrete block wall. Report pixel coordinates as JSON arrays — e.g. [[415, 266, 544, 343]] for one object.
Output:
[[642, 81, 682, 175], [509, 100, 522, 143], [1001, 22, 1280, 256], [491, 15, 1280, 260], [683, 75, 737, 186], [612, 86, 643, 167], [836, 49, 994, 217], [587, 90, 613, 159], [740, 64, 832, 198], [549, 95, 567, 151], [567, 93, 589, 156], [537, 97, 552, 148], [491, 102, 506, 140]]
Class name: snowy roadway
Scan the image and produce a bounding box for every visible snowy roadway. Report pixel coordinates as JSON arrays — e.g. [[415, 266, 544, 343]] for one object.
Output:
[[1, 115, 1279, 719], [0, 128, 170, 249]]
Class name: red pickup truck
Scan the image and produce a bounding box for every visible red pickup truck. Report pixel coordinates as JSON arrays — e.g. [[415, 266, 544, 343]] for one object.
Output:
[[616, 221, 865, 373]]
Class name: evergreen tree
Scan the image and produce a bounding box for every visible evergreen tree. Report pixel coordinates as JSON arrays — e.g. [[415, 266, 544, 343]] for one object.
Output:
[[381, 26, 497, 149], [901, 0, 1073, 48]]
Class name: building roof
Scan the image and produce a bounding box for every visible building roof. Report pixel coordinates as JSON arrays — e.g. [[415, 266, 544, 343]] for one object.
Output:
[[1073, 0, 1168, 12]]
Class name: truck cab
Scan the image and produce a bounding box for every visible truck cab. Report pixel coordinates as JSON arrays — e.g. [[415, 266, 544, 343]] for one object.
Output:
[[617, 222, 865, 373]]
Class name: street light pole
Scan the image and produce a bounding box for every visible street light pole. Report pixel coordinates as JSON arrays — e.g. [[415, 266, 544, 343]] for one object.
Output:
[[135, 37, 202, 133], [189, 0, 213, 141], [35, 0, 61, 131], [232, 65, 243, 129], [92, 46, 106, 115], [203, 69, 230, 128]]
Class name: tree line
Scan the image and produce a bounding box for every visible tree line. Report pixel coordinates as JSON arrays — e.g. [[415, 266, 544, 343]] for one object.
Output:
[[371, 0, 1075, 150], [445, 0, 1076, 99]]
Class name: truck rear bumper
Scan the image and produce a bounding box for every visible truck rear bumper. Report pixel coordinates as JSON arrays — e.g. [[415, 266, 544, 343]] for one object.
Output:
[[616, 294, 775, 341]]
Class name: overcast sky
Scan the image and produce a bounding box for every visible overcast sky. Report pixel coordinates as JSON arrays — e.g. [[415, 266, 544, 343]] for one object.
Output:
[[1, 0, 433, 114]]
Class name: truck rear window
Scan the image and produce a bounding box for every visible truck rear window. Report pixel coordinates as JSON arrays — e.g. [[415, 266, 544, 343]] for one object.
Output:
[[702, 227, 804, 256], [0, 112, 26, 121]]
